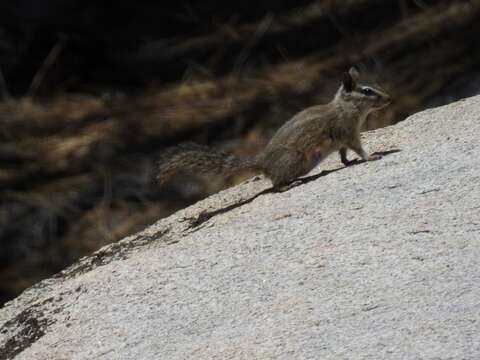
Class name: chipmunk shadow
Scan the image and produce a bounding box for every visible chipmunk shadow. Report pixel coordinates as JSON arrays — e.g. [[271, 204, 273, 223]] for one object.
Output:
[[187, 148, 401, 229], [279, 148, 402, 191]]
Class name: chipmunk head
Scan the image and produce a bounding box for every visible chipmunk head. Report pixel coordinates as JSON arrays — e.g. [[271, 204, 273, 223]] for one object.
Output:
[[336, 67, 391, 113]]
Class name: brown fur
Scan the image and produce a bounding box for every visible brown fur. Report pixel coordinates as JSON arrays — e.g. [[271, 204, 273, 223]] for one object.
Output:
[[156, 142, 261, 183], [156, 67, 391, 187]]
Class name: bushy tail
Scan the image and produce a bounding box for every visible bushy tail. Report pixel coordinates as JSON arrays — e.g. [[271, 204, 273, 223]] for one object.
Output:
[[156, 143, 261, 184]]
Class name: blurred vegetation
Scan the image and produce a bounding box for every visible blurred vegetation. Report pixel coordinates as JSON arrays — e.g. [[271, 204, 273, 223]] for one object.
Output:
[[1, 0, 480, 305]]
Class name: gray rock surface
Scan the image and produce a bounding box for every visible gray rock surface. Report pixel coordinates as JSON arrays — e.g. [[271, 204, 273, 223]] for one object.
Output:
[[1, 96, 480, 360]]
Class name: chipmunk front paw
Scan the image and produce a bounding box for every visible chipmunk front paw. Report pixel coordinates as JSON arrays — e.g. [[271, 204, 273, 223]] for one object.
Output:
[[342, 159, 356, 166]]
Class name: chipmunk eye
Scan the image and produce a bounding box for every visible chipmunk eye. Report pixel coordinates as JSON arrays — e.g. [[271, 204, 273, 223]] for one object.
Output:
[[361, 87, 376, 96]]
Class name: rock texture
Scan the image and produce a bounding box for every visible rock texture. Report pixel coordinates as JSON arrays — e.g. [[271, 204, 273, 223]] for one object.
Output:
[[1, 95, 480, 359], [4, 0, 480, 305]]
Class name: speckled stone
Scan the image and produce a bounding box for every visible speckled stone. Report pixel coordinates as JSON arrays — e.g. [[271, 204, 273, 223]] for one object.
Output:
[[1, 95, 480, 360]]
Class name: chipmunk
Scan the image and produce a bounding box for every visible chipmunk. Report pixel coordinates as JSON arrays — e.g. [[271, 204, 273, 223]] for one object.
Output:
[[156, 67, 391, 188]]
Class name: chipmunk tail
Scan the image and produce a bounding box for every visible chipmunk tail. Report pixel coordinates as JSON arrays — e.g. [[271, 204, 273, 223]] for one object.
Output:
[[156, 143, 261, 184]]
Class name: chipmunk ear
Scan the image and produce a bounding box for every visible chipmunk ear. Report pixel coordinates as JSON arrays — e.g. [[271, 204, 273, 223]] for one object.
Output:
[[342, 71, 355, 93], [348, 66, 360, 81]]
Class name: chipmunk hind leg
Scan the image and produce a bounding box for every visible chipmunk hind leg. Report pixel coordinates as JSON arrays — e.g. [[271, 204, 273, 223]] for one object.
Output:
[[262, 148, 309, 187]]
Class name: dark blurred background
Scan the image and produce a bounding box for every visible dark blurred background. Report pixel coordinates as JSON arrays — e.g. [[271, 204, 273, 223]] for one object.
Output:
[[1, 0, 480, 306]]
